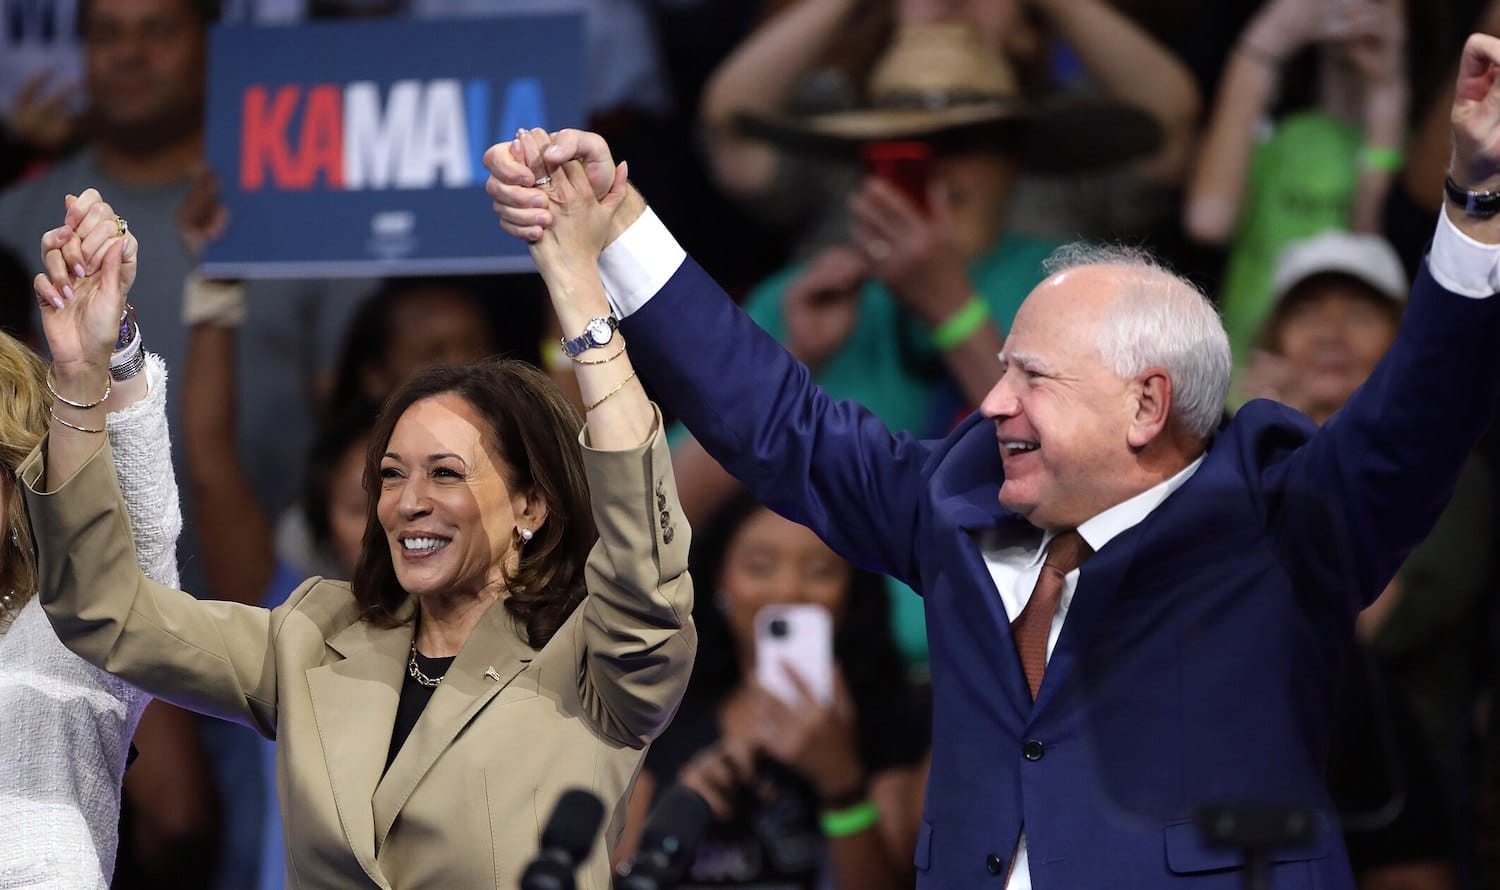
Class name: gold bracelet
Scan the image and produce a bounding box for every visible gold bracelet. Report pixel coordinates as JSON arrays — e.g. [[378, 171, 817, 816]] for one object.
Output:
[[583, 369, 638, 412], [572, 344, 627, 366], [46, 367, 111, 409], [49, 408, 105, 434]]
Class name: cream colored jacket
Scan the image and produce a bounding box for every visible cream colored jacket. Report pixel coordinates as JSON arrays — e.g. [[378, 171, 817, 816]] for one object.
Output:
[[22, 412, 694, 889]]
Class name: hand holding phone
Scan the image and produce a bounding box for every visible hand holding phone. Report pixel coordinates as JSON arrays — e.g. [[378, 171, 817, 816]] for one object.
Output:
[[754, 604, 834, 707], [861, 140, 934, 213]]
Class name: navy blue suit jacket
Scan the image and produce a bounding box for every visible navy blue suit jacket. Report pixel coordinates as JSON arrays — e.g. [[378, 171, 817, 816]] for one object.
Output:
[[620, 255, 1500, 888]]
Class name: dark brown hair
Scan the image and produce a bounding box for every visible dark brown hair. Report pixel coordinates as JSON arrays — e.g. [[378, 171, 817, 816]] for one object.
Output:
[[350, 360, 594, 649]]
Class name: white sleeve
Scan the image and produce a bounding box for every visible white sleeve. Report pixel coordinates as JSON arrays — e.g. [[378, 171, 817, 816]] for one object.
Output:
[[598, 208, 687, 319], [105, 353, 182, 589], [1429, 208, 1500, 298]]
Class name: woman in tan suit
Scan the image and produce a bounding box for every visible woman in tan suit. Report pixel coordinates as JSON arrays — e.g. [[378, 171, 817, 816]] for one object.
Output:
[[22, 180, 695, 888]]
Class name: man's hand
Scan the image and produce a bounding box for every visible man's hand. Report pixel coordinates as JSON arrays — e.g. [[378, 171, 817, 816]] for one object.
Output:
[[6, 72, 79, 152], [1446, 34, 1500, 243], [849, 177, 973, 327], [484, 127, 644, 245], [176, 167, 230, 258], [1451, 34, 1500, 190], [516, 129, 631, 288], [783, 245, 866, 370]]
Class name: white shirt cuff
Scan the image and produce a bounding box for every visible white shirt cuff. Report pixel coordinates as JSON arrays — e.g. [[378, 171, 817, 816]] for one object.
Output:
[[599, 207, 687, 319], [1428, 208, 1500, 298]]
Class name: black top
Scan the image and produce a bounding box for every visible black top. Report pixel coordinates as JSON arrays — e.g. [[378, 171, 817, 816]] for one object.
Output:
[[386, 650, 456, 771]]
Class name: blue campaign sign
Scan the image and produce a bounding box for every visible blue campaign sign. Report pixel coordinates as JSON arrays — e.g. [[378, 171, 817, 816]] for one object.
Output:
[[200, 14, 582, 278]]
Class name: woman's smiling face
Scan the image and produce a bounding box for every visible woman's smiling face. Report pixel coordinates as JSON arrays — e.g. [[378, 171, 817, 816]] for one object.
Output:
[[376, 393, 533, 602]]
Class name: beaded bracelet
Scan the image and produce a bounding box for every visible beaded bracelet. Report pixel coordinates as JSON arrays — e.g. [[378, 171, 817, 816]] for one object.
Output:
[[583, 369, 638, 412], [819, 799, 880, 839]]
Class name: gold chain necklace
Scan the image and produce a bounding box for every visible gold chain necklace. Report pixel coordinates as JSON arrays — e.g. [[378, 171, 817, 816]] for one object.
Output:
[[407, 643, 448, 688]]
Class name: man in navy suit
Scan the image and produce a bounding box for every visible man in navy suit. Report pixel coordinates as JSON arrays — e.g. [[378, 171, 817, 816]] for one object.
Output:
[[486, 35, 1500, 889]]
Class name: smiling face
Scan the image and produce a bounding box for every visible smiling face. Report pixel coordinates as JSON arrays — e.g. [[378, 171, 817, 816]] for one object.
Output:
[[375, 393, 539, 603], [979, 266, 1165, 529]]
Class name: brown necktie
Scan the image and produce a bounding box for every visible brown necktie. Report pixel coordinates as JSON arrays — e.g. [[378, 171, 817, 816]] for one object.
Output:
[[1011, 529, 1092, 700]]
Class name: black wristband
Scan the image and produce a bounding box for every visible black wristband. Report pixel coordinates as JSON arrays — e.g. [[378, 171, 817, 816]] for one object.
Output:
[[1444, 174, 1500, 219]]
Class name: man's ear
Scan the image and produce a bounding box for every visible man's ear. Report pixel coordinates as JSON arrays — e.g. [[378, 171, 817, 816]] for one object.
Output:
[[1126, 369, 1172, 449]]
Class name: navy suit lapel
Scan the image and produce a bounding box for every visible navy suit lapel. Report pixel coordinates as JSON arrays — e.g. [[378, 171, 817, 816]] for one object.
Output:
[[1030, 449, 1223, 718], [1031, 524, 1144, 718]]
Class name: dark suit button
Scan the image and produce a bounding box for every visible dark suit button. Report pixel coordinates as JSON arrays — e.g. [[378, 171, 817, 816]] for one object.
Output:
[[1023, 740, 1045, 761], [986, 853, 1004, 875]]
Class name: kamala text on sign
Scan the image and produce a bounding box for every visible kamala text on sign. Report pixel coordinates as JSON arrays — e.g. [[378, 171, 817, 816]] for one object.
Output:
[[240, 78, 547, 191], [201, 14, 582, 278]]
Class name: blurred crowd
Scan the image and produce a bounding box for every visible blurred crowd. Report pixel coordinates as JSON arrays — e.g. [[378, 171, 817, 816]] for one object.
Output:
[[3, 0, 1500, 888]]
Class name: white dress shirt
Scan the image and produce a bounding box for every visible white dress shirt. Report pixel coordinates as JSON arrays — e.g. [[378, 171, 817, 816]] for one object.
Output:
[[595, 203, 1500, 885]]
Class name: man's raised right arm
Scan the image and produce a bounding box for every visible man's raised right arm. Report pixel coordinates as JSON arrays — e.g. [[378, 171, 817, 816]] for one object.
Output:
[[485, 132, 931, 585]]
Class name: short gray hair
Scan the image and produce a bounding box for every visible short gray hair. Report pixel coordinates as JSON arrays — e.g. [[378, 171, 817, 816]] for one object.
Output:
[[1042, 243, 1231, 441]]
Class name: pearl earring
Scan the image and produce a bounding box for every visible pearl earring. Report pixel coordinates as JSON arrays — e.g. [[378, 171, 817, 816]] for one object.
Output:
[[519, 527, 533, 542]]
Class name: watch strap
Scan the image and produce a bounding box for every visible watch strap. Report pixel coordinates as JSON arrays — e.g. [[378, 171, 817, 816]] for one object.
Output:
[[559, 315, 619, 357], [1444, 174, 1500, 219]]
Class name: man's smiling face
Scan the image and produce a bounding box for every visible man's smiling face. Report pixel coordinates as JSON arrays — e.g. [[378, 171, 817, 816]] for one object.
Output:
[[980, 266, 1151, 530]]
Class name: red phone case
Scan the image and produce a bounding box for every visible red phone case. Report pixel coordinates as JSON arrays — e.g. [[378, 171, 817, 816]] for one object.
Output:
[[861, 140, 933, 211]]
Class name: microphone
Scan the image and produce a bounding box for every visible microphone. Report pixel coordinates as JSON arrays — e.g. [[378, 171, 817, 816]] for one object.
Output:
[[614, 784, 711, 890], [520, 788, 606, 890]]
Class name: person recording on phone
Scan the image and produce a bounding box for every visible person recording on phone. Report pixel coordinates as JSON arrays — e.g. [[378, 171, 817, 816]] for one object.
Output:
[[488, 30, 1500, 888], [614, 494, 928, 890]]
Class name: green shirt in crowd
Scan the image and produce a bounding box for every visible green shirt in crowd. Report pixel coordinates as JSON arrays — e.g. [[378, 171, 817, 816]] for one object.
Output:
[[1221, 110, 1363, 369]]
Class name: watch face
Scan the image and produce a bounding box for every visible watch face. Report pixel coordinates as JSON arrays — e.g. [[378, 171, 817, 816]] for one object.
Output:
[[586, 317, 614, 345]]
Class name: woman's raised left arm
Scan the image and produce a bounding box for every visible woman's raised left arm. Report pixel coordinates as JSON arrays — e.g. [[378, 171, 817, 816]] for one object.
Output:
[[516, 130, 695, 744], [573, 413, 696, 746]]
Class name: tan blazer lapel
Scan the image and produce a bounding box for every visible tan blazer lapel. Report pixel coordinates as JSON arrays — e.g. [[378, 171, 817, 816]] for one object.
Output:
[[372, 602, 533, 849], [306, 612, 413, 876]]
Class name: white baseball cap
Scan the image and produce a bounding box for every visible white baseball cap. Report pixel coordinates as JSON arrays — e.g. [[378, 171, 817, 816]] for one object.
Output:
[[1270, 231, 1408, 305]]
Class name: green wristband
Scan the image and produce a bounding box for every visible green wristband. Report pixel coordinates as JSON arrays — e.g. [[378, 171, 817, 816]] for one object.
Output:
[[1359, 145, 1405, 172], [930, 297, 990, 351], [820, 799, 880, 838]]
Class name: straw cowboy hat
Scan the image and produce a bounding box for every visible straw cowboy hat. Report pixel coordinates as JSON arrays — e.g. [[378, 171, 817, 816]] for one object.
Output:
[[736, 22, 1161, 173]]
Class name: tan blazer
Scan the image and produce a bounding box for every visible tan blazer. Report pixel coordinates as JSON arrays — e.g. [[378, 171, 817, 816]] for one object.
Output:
[[20, 420, 695, 889]]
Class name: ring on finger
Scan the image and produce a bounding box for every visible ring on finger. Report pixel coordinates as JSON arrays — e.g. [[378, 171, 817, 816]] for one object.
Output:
[[533, 175, 553, 188], [114, 215, 129, 237]]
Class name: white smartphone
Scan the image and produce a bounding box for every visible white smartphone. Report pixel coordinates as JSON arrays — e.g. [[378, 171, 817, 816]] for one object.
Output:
[[754, 604, 834, 707]]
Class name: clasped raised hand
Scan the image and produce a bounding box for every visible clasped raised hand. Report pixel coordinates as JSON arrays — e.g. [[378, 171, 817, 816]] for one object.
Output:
[[33, 188, 138, 374], [1451, 33, 1500, 191], [508, 128, 630, 278]]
